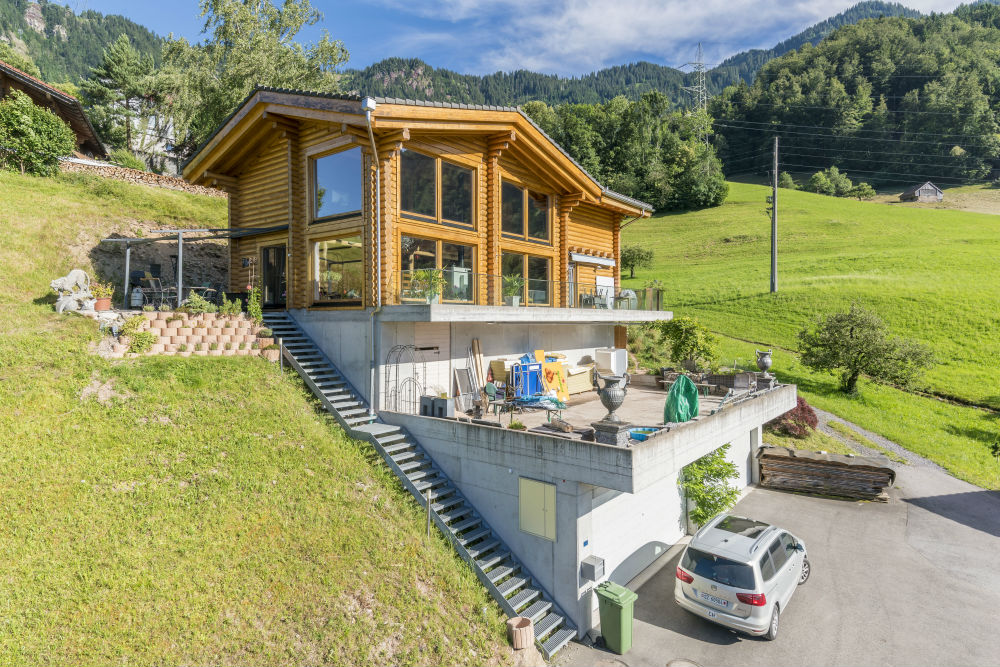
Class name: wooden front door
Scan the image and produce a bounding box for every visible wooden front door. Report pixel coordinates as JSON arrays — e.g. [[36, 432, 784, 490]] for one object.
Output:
[[261, 245, 287, 308]]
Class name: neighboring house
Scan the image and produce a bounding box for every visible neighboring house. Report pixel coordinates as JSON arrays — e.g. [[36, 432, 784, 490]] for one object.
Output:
[[0, 59, 106, 158], [182, 89, 796, 644], [900, 181, 943, 202]]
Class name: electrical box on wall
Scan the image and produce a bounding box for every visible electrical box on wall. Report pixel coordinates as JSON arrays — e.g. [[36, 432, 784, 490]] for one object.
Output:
[[241, 257, 253, 268], [581, 555, 605, 582]]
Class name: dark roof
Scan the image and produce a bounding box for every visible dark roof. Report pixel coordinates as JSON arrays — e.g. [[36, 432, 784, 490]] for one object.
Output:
[[186, 86, 652, 212], [901, 181, 942, 196], [0, 59, 106, 157]]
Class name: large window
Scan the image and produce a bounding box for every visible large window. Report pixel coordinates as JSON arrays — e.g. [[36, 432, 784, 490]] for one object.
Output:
[[313, 148, 362, 221], [502, 181, 549, 242], [313, 235, 364, 306], [501, 251, 550, 305], [400, 235, 475, 302], [400, 149, 474, 227], [519, 477, 556, 541]]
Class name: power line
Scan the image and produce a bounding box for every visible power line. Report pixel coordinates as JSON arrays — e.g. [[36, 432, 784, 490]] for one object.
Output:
[[780, 150, 987, 171], [755, 143, 989, 160], [744, 101, 998, 117], [712, 122, 997, 146], [777, 162, 988, 183], [716, 117, 995, 140]]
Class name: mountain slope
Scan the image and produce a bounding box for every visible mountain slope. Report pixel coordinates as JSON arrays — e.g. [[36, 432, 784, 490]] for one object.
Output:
[[0, 0, 160, 83], [344, 1, 922, 106]]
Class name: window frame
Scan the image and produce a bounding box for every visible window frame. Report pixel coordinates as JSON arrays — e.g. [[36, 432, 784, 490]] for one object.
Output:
[[311, 146, 364, 224], [311, 234, 365, 308], [500, 179, 551, 244], [399, 148, 476, 230], [500, 251, 551, 306], [399, 233, 477, 304]]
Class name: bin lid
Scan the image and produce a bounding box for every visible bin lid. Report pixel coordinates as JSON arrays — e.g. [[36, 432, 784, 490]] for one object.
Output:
[[596, 581, 638, 605]]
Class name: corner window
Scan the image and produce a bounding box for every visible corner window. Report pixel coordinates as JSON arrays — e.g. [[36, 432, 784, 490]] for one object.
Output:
[[519, 477, 556, 541], [400, 149, 474, 227], [502, 181, 549, 242], [313, 148, 362, 221], [313, 235, 364, 306], [501, 252, 550, 306]]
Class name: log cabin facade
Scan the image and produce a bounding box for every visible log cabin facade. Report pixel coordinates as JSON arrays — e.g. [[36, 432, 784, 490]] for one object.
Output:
[[183, 88, 651, 312]]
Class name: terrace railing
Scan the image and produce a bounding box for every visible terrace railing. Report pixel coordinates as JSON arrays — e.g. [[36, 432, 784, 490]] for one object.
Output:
[[393, 269, 664, 311]]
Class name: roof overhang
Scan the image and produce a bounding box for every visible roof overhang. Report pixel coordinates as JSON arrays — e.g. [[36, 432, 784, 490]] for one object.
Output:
[[182, 88, 654, 217]]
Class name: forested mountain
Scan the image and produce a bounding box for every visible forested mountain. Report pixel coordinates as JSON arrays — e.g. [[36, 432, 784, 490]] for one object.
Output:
[[710, 4, 1000, 185], [0, 0, 160, 83], [344, 1, 922, 107]]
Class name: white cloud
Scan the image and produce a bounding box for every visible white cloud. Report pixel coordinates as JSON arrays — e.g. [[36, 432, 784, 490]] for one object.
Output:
[[365, 0, 966, 75]]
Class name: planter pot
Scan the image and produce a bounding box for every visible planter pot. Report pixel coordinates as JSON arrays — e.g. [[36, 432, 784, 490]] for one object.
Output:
[[222, 348, 236, 356], [195, 350, 208, 356], [148, 343, 165, 354], [262, 349, 280, 362], [187, 335, 203, 345], [165, 319, 182, 330], [208, 327, 222, 336], [176, 327, 193, 336], [256, 337, 274, 348], [503, 296, 521, 307], [178, 351, 192, 357], [94, 297, 112, 312], [236, 349, 249, 356], [163, 344, 177, 353], [208, 349, 223, 356], [142, 311, 157, 321], [506, 617, 534, 650]]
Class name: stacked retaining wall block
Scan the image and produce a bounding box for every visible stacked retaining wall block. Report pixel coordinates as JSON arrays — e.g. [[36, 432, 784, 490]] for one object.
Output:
[[109, 312, 275, 359]]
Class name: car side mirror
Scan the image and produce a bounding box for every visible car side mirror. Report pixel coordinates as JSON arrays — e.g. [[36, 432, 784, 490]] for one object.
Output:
[[795, 544, 805, 552]]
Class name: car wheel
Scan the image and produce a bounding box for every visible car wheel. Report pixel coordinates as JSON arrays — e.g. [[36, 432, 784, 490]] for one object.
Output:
[[798, 557, 811, 585], [764, 605, 779, 641]]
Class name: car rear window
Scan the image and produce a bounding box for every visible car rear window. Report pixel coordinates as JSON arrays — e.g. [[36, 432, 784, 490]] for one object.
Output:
[[682, 547, 756, 590]]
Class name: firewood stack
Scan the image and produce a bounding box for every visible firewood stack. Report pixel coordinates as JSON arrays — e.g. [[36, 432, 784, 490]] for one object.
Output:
[[758, 446, 896, 501]]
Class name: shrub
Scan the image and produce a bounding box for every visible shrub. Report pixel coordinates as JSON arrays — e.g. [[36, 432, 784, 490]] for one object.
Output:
[[247, 285, 263, 324], [119, 315, 156, 353], [0, 91, 76, 176], [180, 291, 217, 315], [767, 397, 819, 438], [142, 304, 154, 312], [655, 316, 718, 371], [91, 281, 115, 299], [847, 182, 876, 200], [263, 343, 279, 351], [808, 171, 835, 195], [224, 342, 232, 350], [219, 293, 242, 317], [109, 148, 147, 171], [681, 443, 740, 526], [209, 342, 219, 351], [178, 343, 188, 352], [508, 420, 526, 430], [778, 171, 798, 190], [256, 327, 272, 337], [158, 302, 172, 312]]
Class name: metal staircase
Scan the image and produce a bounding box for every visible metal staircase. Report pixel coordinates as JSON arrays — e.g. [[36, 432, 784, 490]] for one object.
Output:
[[262, 313, 578, 659]]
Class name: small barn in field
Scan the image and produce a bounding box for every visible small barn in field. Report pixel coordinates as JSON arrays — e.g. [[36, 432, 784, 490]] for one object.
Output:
[[900, 181, 943, 202]]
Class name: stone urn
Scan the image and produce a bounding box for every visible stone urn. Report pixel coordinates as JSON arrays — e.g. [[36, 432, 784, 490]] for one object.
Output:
[[756, 349, 773, 375], [593, 371, 630, 423]]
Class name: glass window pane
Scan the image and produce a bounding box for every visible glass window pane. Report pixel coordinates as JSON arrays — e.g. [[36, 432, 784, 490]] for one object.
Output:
[[442, 243, 474, 302], [501, 252, 524, 303], [768, 538, 788, 570], [314, 235, 364, 303], [400, 150, 436, 218], [400, 235, 437, 271], [501, 252, 524, 277], [400, 235, 439, 301], [760, 552, 776, 582], [527, 191, 549, 240], [501, 182, 524, 235], [314, 149, 362, 219], [441, 160, 473, 224], [527, 256, 550, 305]]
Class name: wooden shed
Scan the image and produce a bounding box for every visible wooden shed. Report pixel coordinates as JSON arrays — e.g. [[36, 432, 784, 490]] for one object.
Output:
[[899, 181, 943, 203], [0, 58, 106, 158]]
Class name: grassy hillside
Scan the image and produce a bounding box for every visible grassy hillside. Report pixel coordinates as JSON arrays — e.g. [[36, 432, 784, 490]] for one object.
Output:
[[624, 182, 1000, 489], [0, 172, 509, 664]]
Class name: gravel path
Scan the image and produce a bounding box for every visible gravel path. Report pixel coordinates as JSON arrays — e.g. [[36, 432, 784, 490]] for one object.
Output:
[[813, 407, 943, 471]]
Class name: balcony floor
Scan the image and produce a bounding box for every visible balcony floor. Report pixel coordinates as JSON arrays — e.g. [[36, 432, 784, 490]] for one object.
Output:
[[492, 386, 726, 436], [378, 303, 671, 323]]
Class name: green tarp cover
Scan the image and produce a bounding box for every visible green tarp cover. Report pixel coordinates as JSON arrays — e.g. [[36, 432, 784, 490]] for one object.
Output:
[[665, 375, 699, 423]]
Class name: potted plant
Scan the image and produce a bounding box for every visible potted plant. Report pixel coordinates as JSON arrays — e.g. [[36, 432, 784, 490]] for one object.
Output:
[[262, 343, 281, 362], [411, 268, 445, 304], [502, 274, 525, 307], [91, 281, 114, 311]]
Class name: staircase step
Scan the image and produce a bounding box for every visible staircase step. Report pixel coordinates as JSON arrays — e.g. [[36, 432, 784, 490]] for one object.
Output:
[[398, 458, 428, 473], [391, 450, 421, 464], [507, 587, 540, 611], [376, 432, 407, 446], [522, 600, 552, 624], [540, 628, 576, 659], [406, 467, 436, 482], [476, 551, 508, 570], [486, 563, 518, 583], [382, 442, 414, 455], [449, 517, 481, 535], [426, 486, 455, 501], [432, 496, 465, 514], [345, 416, 376, 426], [533, 612, 563, 641], [458, 527, 490, 545], [468, 539, 500, 559], [438, 505, 471, 523], [413, 476, 448, 492], [495, 575, 527, 597], [339, 408, 369, 417], [330, 400, 361, 410]]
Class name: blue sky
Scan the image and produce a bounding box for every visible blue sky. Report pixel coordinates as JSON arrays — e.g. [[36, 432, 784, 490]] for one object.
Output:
[[77, 0, 964, 76]]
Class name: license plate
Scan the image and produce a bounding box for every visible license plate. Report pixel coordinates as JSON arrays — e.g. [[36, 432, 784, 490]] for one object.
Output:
[[698, 590, 729, 607], [707, 610, 718, 618]]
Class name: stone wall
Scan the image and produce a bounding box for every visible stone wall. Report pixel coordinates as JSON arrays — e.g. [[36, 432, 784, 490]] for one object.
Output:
[[60, 160, 228, 198], [108, 312, 276, 359]]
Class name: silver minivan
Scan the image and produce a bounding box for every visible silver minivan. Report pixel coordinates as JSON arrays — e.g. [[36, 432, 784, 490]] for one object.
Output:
[[674, 514, 810, 640]]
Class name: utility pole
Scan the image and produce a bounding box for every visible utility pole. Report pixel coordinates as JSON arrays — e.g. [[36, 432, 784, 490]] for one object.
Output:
[[770, 136, 778, 293]]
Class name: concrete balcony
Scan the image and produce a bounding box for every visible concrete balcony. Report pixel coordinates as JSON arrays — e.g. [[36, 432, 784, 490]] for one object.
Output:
[[377, 302, 672, 323]]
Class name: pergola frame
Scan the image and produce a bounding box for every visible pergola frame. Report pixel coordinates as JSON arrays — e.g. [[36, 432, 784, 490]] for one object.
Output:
[[100, 225, 288, 309]]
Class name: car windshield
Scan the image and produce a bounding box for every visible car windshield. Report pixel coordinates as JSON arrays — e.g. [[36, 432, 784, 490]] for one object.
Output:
[[682, 547, 756, 590]]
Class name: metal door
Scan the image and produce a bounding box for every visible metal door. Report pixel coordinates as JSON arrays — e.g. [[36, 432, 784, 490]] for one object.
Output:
[[261, 245, 287, 308]]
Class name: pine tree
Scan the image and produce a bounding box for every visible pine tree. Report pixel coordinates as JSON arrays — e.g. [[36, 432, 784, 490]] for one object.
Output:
[[81, 34, 155, 152]]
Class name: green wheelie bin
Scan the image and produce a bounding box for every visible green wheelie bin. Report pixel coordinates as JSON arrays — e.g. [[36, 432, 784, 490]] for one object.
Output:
[[595, 581, 637, 654]]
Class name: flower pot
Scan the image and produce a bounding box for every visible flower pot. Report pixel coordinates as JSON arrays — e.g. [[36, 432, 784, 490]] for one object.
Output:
[[176, 327, 193, 337], [94, 297, 111, 312], [208, 349, 222, 356], [165, 319, 181, 330], [208, 327, 222, 336], [506, 617, 534, 650], [263, 349, 280, 362], [256, 337, 274, 348]]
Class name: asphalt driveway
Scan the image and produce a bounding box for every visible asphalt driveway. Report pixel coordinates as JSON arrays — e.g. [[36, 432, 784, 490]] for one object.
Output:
[[557, 463, 1000, 666]]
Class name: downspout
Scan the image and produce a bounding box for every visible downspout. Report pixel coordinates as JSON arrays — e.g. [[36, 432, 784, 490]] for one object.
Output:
[[363, 97, 382, 416]]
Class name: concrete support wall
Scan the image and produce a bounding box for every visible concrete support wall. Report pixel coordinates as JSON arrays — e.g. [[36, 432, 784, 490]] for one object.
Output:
[[292, 309, 374, 402]]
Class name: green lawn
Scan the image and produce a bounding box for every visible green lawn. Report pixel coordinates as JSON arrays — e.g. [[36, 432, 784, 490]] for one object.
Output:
[[0, 172, 509, 664], [623, 182, 1000, 410]]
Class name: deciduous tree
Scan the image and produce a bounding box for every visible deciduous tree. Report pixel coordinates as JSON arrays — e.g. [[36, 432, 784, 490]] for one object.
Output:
[[621, 244, 654, 279], [0, 90, 76, 176]]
